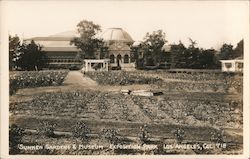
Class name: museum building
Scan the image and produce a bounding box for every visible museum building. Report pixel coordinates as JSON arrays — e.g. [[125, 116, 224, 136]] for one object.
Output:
[[25, 30, 81, 68], [26, 28, 136, 70]]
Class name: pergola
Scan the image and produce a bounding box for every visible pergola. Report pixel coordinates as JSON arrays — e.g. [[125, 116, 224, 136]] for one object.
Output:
[[220, 59, 243, 72], [83, 59, 110, 72]]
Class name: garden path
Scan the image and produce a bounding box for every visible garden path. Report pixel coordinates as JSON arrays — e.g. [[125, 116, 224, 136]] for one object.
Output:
[[63, 71, 152, 92], [63, 71, 98, 87]]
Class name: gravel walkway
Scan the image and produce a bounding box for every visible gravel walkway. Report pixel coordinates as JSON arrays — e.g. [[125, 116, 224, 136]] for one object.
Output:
[[63, 71, 97, 87]]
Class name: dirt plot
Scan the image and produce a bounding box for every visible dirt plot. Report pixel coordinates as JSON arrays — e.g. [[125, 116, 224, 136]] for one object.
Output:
[[9, 71, 243, 155]]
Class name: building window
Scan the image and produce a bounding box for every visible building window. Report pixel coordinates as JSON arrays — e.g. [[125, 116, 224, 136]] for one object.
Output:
[[117, 54, 122, 67], [110, 54, 115, 63], [124, 54, 129, 63], [225, 63, 232, 68]]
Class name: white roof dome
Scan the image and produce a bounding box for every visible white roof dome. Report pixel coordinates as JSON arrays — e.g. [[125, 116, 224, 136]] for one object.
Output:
[[99, 28, 134, 43]]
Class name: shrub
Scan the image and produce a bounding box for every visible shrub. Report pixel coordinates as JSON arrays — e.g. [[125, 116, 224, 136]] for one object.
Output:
[[193, 105, 210, 121], [101, 128, 120, 144], [69, 65, 81, 70], [173, 127, 185, 143], [210, 129, 225, 143], [9, 124, 24, 154], [9, 70, 68, 95], [37, 121, 56, 137], [72, 121, 90, 143], [138, 125, 150, 144], [9, 79, 18, 95]]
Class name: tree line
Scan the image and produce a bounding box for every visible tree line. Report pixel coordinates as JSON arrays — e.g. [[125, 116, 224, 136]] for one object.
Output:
[[9, 35, 47, 71], [9, 19, 243, 71], [170, 38, 243, 69], [132, 30, 243, 69]]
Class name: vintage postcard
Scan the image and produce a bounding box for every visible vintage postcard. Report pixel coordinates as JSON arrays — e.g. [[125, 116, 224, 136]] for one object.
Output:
[[0, 0, 249, 158]]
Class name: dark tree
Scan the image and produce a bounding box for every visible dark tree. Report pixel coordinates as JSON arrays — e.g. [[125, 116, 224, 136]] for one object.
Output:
[[218, 43, 234, 60], [172, 39, 218, 69], [170, 41, 187, 68], [185, 39, 201, 68], [9, 35, 21, 70], [16, 40, 47, 70], [233, 39, 243, 58], [9, 124, 24, 154], [199, 49, 218, 69], [139, 30, 167, 66], [131, 45, 144, 68], [130, 44, 140, 63], [173, 38, 201, 68], [70, 20, 104, 59]]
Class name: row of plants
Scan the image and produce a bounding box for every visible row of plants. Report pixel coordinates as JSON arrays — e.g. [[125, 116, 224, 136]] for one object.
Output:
[[9, 90, 242, 129], [151, 71, 240, 81], [85, 71, 242, 94], [9, 70, 69, 95], [85, 71, 162, 85], [156, 81, 227, 93], [133, 71, 243, 94], [10, 122, 228, 155]]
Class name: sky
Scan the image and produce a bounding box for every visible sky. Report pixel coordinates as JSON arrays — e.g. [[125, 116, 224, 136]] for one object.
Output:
[[1, 0, 249, 49]]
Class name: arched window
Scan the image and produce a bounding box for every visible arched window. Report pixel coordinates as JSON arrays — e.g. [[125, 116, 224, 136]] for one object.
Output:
[[117, 54, 122, 62], [117, 54, 122, 67], [110, 54, 115, 63], [124, 54, 129, 63]]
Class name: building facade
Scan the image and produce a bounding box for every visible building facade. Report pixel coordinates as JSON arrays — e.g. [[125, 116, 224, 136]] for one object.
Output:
[[99, 28, 136, 71], [25, 31, 81, 69], [27, 28, 136, 71]]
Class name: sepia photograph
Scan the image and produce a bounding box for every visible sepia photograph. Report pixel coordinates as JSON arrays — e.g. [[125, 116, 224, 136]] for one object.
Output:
[[0, 0, 249, 158]]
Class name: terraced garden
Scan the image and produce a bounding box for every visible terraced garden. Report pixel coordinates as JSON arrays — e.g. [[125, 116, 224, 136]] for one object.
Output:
[[9, 70, 243, 155]]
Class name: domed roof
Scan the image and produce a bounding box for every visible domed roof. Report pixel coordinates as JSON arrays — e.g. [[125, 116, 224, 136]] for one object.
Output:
[[99, 28, 134, 43]]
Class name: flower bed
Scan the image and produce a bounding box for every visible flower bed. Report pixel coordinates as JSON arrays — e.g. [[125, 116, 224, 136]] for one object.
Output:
[[137, 71, 243, 94], [85, 71, 242, 94], [9, 70, 69, 95], [10, 89, 243, 154], [10, 90, 242, 129], [153, 71, 226, 81], [85, 71, 162, 85]]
